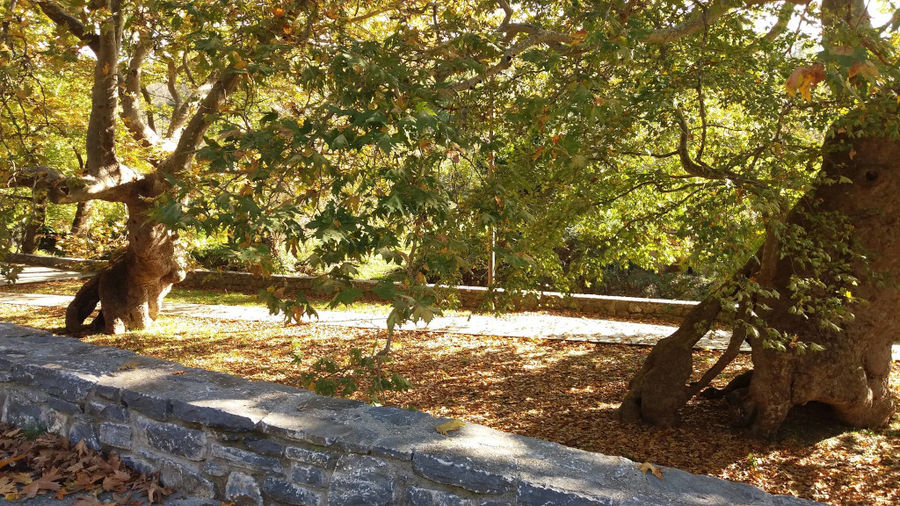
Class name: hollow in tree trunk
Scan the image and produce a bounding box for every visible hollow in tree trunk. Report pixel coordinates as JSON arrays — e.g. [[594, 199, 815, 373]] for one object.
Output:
[[620, 129, 899, 437]]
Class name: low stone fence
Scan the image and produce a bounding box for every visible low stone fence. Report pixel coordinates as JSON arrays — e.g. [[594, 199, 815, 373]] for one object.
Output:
[[0, 323, 809, 505], [5, 253, 697, 320], [5, 253, 109, 272]]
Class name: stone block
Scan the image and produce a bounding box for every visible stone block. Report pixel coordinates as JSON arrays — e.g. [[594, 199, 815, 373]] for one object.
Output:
[[155, 456, 216, 498], [517, 482, 612, 506], [5, 395, 45, 428], [123, 390, 170, 419], [48, 397, 82, 415], [87, 401, 129, 422], [94, 384, 121, 401], [171, 400, 256, 431], [263, 477, 323, 506], [413, 453, 512, 495], [47, 409, 68, 437], [69, 420, 101, 451], [203, 460, 228, 477], [291, 463, 328, 488], [225, 471, 263, 506], [406, 486, 473, 506], [245, 437, 285, 457], [145, 422, 207, 461], [121, 454, 158, 476], [210, 444, 283, 474], [262, 416, 356, 447], [18, 366, 94, 403], [286, 446, 335, 468], [328, 455, 395, 506], [368, 406, 434, 426], [99, 422, 132, 449]]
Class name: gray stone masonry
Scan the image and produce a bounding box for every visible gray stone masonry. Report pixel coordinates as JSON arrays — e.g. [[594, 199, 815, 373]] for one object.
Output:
[[0, 322, 817, 505]]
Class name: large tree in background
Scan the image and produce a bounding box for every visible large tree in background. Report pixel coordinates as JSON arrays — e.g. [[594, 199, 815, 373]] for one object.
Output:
[[2, 0, 898, 436], [615, 0, 899, 437]]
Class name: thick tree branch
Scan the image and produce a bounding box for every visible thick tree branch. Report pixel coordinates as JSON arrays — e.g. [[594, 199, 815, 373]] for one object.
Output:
[[164, 67, 221, 139], [498, 0, 512, 26], [157, 70, 243, 179], [140, 85, 156, 132], [6, 164, 141, 204], [84, 0, 122, 182], [643, 0, 783, 44], [674, 108, 763, 188], [764, 2, 797, 42], [120, 37, 164, 147], [36, 1, 99, 53]]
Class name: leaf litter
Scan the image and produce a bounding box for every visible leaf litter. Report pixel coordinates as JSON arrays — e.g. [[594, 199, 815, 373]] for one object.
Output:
[[0, 422, 170, 504], [0, 303, 897, 505]]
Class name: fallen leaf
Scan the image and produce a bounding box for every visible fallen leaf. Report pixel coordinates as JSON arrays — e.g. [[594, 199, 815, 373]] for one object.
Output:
[[435, 419, 465, 435], [117, 361, 140, 371], [637, 462, 664, 480]]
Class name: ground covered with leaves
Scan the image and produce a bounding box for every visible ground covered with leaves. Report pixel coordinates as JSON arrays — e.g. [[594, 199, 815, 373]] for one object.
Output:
[[0, 302, 897, 505], [0, 422, 169, 504]]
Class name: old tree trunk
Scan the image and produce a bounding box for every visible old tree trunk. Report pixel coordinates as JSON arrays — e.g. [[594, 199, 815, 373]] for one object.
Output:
[[65, 200, 186, 334], [620, 112, 900, 436]]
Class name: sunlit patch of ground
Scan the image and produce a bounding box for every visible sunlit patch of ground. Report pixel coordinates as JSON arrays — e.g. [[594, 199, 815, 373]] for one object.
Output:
[[0, 303, 897, 505]]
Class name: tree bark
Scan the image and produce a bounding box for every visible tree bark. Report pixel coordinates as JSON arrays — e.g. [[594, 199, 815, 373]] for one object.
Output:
[[20, 194, 46, 254], [66, 200, 185, 334], [619, 130, 900, 437], [70, 201, 93, 235], [735, 134, 899, 437]]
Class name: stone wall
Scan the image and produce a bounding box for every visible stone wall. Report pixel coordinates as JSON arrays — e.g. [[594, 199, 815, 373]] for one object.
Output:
[[0, 322, 812, 505], [6, 253, 697, 320], [5, 253, 108, 272]]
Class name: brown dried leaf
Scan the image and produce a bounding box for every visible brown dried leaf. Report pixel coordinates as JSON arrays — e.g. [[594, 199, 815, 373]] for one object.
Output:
[[637, 462, 664, 480]]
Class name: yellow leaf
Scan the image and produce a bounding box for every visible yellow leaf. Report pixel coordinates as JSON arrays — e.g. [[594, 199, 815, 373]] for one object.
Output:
[[117, 361, 140, 371], [571, 29, 587, 44], [435, 419, 465, 435], [785, 63, 825, 102], [637, 462, 664, 480]]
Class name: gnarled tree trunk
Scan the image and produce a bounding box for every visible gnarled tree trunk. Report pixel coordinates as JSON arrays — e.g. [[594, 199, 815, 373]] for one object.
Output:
[[736, 135, 898, 436], [66, 200, 185, 334], [619, 130, 899, 437]]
